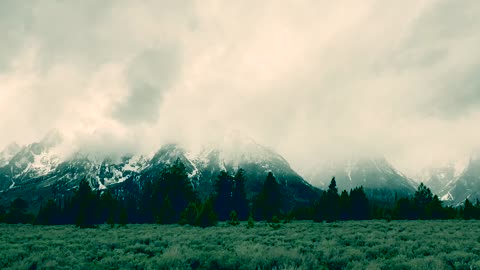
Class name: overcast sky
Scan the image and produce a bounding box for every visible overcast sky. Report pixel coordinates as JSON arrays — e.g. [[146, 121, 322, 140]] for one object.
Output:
[[1, 0, 480, 177]]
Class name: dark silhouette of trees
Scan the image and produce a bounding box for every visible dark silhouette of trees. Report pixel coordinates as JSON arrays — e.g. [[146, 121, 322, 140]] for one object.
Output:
[[153, 160, 198, 224], [72, 179, 97, 228], [324, 177, 340, 222], [463, 199, 475, 220], [426, 195, 446, 220], [36, 199, 62, 225], [350, 187, 370, 220], [394, 197, 415, 220], [232, 169, 249, 220], [413, 183, 434, 219], [214, 171, 234, 221], [196, 196, 217, 227], [4, 198, 34, 224], [339, 190, 350, 220], [256, 172, 282, 221]]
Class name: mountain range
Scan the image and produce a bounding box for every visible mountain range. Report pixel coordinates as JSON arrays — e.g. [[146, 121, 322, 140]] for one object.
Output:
[[0, 131, 321, 211], [1, 131, 479, 210]]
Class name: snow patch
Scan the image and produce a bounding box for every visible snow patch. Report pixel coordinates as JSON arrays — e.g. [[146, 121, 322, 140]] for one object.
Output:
[[441, 192, 454, 201]]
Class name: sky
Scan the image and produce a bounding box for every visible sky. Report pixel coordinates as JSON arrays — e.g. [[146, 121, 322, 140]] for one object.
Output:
[[1, 0, 480, 178]]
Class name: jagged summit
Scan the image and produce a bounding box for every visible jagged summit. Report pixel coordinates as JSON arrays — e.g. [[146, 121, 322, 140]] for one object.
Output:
[[0, 131, 320, 210]]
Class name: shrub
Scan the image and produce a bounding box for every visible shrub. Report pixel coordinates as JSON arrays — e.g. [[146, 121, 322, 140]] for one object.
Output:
[[247, 216, 255, 229], [227, 211, 240, 226]]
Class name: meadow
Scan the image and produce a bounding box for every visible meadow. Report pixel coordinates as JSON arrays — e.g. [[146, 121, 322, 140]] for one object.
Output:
[[1, 220, 480, 270]]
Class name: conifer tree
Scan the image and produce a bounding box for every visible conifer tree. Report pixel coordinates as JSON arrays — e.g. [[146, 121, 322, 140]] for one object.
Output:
[[5, 198, 33, 224], [350, 186, 370, 220], [426, 195, 445, 219], [214, 171, 234, 221], [73, 179, 97, 228], [196, 197, 217, 227], [232, 168, 249, 220], [257, 172, 282, 221], [324, 177, 340, 222], [413, 183, 433, 219], [153, 160, 198, 224], [36, 199, 61, 225], [339, 190, 350, 220], [464, 198, 475, 220]]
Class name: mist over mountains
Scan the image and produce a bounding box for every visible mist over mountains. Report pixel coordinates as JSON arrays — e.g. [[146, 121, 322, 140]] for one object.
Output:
[[2, 130, 480, 209]]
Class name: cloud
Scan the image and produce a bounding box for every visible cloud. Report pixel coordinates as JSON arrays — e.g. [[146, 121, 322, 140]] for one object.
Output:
[[112, 46, 180, 125], [1, 0, 480, 182]]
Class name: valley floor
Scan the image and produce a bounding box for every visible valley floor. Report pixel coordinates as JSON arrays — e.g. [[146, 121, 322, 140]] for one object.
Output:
[[1, 220, 479, 269]]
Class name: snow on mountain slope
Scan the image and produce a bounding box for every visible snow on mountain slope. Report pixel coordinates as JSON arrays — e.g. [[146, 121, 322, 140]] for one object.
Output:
[[439, 156, 480, 206], [305, 156, 416, 202]]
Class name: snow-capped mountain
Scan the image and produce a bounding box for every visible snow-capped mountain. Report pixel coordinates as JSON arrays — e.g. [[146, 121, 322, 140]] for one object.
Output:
[[0, 131, 321, 209], [190, 132, 320, 206], [438, 156, 480, 206], [0, 131, 63, 191], [415, 159, 468, 196], [305, 156, 417, 202]]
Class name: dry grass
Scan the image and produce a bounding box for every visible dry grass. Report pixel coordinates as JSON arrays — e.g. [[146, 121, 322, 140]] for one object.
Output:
[[1, 220, 480, 269]]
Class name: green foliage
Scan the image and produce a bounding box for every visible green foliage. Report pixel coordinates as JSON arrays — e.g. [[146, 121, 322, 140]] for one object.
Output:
[[246, 215, 255, 229], [414, 183, 434, 219], [214, 171, 234, 221], [256, 172, 282, 222], [2, 221, 480, 269], [314, 177, 340, 222], [35, 199, 61, 225], [4, 198, 34, 224], [227, 210, 240, 226], [213, 169, 250, 222], [232, 169, 249, 220], [153, 159, 199, 224], [269, 215, 281, 230], [463, 199, 475, 220], [179, 202, 199, 226], [196, 197, 217, 228], [350, 186, 370, 220], [73, 179, 97, 228], [119, 206, 128, 227]]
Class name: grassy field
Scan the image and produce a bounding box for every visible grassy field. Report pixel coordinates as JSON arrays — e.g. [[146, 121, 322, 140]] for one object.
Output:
[[1, 220, 480, 270]]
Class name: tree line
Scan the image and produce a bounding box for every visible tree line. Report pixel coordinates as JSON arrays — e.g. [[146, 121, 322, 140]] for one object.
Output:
[[1, 160, 480, 227]]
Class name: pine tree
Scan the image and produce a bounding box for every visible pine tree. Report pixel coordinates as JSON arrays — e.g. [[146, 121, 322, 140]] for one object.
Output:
[[232, 168, 249, 220], [464, 199, 475, 220], [257, 172, 282, 221], [394, 197, 414, 220], [5, 198, 33, 224], [73, 179, 97, 228], [350, 186, 370, 220], [99, 190, 116, 225], [179, 202, 198, 226], [413, 183, 433, 219], [36, 199, 61, 225], [153, 159, 198, 224], [426, 195, 445, 220], [196, 197, 217, 228], [339, 190, 350, 220], [119, 204, 128, 226], [324, 177, 340, 222], [214, 171, 234, 221], [139, 180, 154, 223]]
